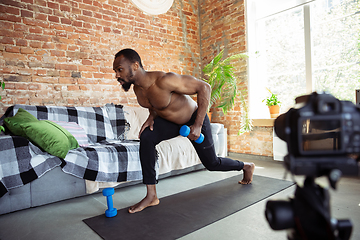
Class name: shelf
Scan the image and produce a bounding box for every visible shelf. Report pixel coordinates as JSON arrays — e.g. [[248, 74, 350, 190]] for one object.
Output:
[[252, 118, 275, 127]]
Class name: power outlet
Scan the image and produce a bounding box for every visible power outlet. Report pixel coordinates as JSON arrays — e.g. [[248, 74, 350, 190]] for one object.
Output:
[[357, 89, 360, 105]]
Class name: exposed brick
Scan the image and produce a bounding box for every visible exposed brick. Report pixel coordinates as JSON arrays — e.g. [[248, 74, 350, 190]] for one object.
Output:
[[14, 82, 29, 90], [25, 34, 51, 42], [31, 0, 43, 7], [0, 13, 21, 23], [60, 4, 71, 12], [59, 77, 77, 84], [35, 69, 46, 76], [55, 64, 77, 71], [32, 76, 58, 84], [0, 37, 14, 45], [72, 21, 82, 27], [0, 0, 26, 9], [23, 18, 49, 28], [21, 10, 33, 18], [1, 29, 24, 38], [35, 13, 47, 21], [67, 85, 79, 91], [2, 5, 20, 15], [48, 15, 59, 23], [61, 18, 71, 25], [77, 78, 98, 85], [46, 70, 60, 77], [3, 52, 27, 61], [4, 74, 31, 82], [20, 47, 34, 54], [5, 60, 25, 67], [71, 72, 81, 78], [78, 65, 98, 72], [0, 0, 257, 157], [47, 2, 59, 10], [50, 50, 65, 57], [29, 41, 42, 48], [82, 59, 92, 65]]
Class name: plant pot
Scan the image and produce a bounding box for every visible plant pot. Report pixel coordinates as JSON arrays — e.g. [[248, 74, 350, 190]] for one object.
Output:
[[268, 105, 280, 118], [207, 112, 212, 122]]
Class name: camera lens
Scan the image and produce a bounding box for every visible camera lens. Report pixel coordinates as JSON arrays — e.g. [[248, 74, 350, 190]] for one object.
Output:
[[274, 113, 287, 141], [265, 200, 294, 230]]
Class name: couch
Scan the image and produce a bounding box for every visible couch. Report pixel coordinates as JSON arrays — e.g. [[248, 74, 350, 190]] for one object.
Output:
[[0, 104, 227, 215]]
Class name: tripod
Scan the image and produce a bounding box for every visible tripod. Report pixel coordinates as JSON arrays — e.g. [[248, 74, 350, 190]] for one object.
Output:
[[266, 175, 353, 240], [286, 176, 352, 240]]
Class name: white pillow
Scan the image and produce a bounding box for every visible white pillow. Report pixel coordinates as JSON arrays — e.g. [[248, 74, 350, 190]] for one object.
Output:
[[123, 106, 149, 140], [50, 120, 90, 147]]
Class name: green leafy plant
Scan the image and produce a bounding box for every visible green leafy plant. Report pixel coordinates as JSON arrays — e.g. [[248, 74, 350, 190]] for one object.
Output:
[[202, 49, 253, 134], [262, 88, 281, 107], [202, 50, 248, 114], [237, 89, 253, 135], [0, 81, 5, 133], [0, 81, 4, 101]]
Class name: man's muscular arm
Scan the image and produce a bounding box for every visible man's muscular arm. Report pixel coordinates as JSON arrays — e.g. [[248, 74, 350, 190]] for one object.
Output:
[[138, 109, 157, 138], [189, 80, 211, 141]]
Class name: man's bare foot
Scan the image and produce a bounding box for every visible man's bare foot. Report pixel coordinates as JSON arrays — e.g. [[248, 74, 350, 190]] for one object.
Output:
[[239, 162, 255, 184], [128, 194, 160, 213], [129, 184, 159, 214]]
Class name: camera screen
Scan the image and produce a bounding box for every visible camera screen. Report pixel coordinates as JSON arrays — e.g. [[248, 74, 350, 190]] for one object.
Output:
[[301, 119, 341, 152]]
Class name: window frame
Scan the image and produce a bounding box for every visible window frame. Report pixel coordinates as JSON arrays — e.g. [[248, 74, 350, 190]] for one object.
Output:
[[246, 0, 359, 119]]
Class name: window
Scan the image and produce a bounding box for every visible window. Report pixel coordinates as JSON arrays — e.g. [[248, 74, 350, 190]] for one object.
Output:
[[247, 0, 360, 119]]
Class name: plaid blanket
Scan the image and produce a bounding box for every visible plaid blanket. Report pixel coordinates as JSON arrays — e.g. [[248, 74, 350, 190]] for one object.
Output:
[[63, 140, 142, 183], [0, 135, 62, 197], [0, 104, 143, 197]]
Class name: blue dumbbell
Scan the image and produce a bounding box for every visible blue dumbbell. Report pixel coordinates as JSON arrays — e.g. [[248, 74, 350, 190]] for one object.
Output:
[[179, 125, 204, 144], [102, 188, 117, 218]]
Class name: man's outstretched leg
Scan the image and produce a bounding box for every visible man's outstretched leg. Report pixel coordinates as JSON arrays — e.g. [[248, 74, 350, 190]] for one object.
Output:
[[239, 162, 255, 184], [128, 184, 160, 214], [189, 113, 255, 185]]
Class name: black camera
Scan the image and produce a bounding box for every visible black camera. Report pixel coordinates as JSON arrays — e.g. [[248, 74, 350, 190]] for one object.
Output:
[[274, 91, 360, 178], [265, 92, 360, 240]]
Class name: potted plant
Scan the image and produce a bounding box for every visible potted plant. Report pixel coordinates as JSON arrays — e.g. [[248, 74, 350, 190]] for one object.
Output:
[[262, 88, 281, 118], [202, 49, 252, 134]]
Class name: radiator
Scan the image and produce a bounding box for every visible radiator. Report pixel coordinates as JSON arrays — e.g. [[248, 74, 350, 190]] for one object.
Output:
[[273, 128, 288, 161]]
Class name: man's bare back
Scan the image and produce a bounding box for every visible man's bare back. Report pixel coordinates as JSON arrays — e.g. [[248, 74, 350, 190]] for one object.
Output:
[[133, 71, 198, 125]]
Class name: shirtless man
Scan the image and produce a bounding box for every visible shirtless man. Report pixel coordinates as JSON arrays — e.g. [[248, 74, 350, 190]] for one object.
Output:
[[113, 49, 255, 214]]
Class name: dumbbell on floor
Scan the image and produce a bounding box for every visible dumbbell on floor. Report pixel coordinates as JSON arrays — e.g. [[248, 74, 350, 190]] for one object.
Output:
[[102, 188, 117, 218], [179, 125, 204, 144]]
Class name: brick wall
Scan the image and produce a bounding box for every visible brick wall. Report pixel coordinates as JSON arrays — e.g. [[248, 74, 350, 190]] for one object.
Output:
[[199, 0, 273, 157], [0, 0, 201, 111], [0, 0, 273, 157]]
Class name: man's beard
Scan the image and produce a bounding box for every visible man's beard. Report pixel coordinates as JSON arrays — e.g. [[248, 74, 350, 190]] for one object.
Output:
[[121, 81, 133, 92], [120, 68, 135, 92]]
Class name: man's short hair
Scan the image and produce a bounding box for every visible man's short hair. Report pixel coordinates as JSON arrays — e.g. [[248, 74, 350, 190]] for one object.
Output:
[[115, 48, 144, 69]]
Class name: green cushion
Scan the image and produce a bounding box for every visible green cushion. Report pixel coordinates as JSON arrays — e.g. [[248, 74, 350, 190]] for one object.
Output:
[[20, 120, 79, 159], [4, 108, 39, 137]]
